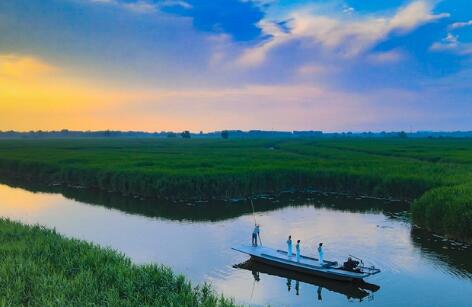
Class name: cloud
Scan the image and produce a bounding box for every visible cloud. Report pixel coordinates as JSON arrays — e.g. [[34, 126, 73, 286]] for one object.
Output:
[[449, 20, 472, 30], [430, 33, 472, 55], [123, 1, 157, 13], [2, 1, 471, 132], [42, 84, 424, 132], [159, 0, 192, 9], [343, 6, 354, 15], [296, 64, 327, 76], [389, 1, 449, 32], [88, 0, 157, 13], [237, 19, 290, 66], [237, 0, 449, 66], [0, 52, 427, 132], [0, 55, 57, 79], [367, 50, 405, 64]]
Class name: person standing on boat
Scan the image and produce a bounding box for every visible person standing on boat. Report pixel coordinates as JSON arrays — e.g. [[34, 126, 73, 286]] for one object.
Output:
[[318, 243, 324, 266], [287, 235, 293, 257], [295, 240, 301, 262], [252, 224, 260, 246]]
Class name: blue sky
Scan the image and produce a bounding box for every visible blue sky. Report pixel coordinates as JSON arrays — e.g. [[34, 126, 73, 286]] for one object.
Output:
[[0, 0, 471, 131]]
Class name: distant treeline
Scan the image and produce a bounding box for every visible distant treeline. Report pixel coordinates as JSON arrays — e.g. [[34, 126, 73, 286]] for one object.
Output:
[[1, 129, 472, 139]]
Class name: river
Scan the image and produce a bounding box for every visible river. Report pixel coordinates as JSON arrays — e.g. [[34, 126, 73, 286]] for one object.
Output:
[[0, 182, 470, 306]]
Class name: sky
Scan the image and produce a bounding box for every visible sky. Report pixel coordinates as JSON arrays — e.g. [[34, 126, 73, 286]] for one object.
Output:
[[0, 0, 471, 132]]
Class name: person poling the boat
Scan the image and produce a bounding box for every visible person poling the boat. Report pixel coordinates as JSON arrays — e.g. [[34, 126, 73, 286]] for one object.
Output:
[[318, 243, 324, 266], [295, 240, 301, 262], [252, 224, 260, 246], [249, 198, 262, 247], [287, 235, 293, 257]]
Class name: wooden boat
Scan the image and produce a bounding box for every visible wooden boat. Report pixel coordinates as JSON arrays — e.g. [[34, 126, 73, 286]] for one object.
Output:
[[232, 245, 380, 282], [234, 259, 380, 300]]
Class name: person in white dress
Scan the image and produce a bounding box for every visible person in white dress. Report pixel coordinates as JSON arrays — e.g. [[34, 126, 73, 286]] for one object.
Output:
[[318, 243, 324, 266], [287, 235, 293, 257], [252, 224, 260, 246], [295, 240, 301, 262]]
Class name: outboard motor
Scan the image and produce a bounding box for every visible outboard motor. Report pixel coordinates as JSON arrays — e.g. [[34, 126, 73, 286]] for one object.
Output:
[[343, 257, 360, 272]]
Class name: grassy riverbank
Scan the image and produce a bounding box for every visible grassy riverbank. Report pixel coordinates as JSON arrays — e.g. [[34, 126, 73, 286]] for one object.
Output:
[[0, 218, 234, 306], [412, 183, 472, 241], [0, 138, 471, 241]]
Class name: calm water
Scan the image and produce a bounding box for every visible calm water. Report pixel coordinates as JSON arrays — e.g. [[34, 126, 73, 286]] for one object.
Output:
[[0, 182, 471, 306]]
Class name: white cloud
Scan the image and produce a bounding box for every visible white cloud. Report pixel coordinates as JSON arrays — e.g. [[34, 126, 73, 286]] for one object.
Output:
[[123, 1, 157, 13], [296, 64, 327, 76], [389, 1, 448, 32], [237, 19, 292, 66], [343, 6, 354, 15], [449, 20, 472, 30], [88, 0, 192, 13], [159, 0, 192, 9], [237, 0, 449, 66], [89, 0, 114, 3], [430, 33, 472, 55], [368, 50, 405, 64], [88, 0, 157, 14]]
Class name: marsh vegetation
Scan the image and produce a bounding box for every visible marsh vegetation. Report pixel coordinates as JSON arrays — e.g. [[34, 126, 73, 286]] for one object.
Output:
[[0, 138, 471, 240]]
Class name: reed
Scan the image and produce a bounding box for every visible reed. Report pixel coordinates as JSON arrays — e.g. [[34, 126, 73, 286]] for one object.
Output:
[[412, 183, 472, 241], [0, 218, 235, 306]]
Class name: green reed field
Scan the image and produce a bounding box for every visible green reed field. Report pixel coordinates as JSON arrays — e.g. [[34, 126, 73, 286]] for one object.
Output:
[[0, 218, 234, 306], [0, 138, 471, 241]]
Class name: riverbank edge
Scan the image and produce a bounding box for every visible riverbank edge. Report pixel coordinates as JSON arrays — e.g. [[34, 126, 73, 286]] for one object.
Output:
[[0, 218, 235, 306], [0, 161, 470, 243], [0, 159, 428, 201]]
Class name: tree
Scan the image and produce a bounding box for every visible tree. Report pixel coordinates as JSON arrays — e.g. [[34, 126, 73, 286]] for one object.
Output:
[[221, 130, 229, 139], [181, 131, 191, 139], [166, 132, 177, 138], [398, 131, 408, 138]]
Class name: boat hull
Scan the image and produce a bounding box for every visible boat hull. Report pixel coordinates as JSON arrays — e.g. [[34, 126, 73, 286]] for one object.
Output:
[[250, 254, 355, 281], [232, 245, 371, 282], [234, 259, 380, 300]]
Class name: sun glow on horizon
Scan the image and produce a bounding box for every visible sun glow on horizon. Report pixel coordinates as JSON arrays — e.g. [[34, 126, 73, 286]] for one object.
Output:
[[0, 0, 471, 132]]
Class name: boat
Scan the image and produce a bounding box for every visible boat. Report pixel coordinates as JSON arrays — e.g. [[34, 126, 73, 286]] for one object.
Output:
[[232, 245, 380, 282], [234, 259, 380, 300]]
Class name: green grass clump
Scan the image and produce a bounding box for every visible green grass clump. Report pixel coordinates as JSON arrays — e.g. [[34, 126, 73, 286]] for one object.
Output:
[[0, 138, 472, 241], [412, 183, 472, 241], [0, 218, 235, 306]]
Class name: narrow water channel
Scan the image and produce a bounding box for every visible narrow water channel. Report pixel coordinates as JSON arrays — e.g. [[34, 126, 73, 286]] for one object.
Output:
[[0, 182, 470, 306]]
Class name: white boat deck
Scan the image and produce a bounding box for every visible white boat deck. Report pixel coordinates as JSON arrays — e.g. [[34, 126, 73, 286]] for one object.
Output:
[[232, 245, 369, 280]]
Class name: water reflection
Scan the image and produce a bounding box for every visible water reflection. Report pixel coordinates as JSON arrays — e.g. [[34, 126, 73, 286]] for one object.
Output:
[[410, 226, 472, 279], [0, 177, 409, 223], [234, 259, 380, 302], [0, 179, 471, 306], [1, 176, 471, 282]]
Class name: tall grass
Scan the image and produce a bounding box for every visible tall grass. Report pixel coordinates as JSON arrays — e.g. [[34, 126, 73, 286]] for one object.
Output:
[[0, 218, 235, 306], [0, 138, 464, 199], [412, 183, 472, 241]]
